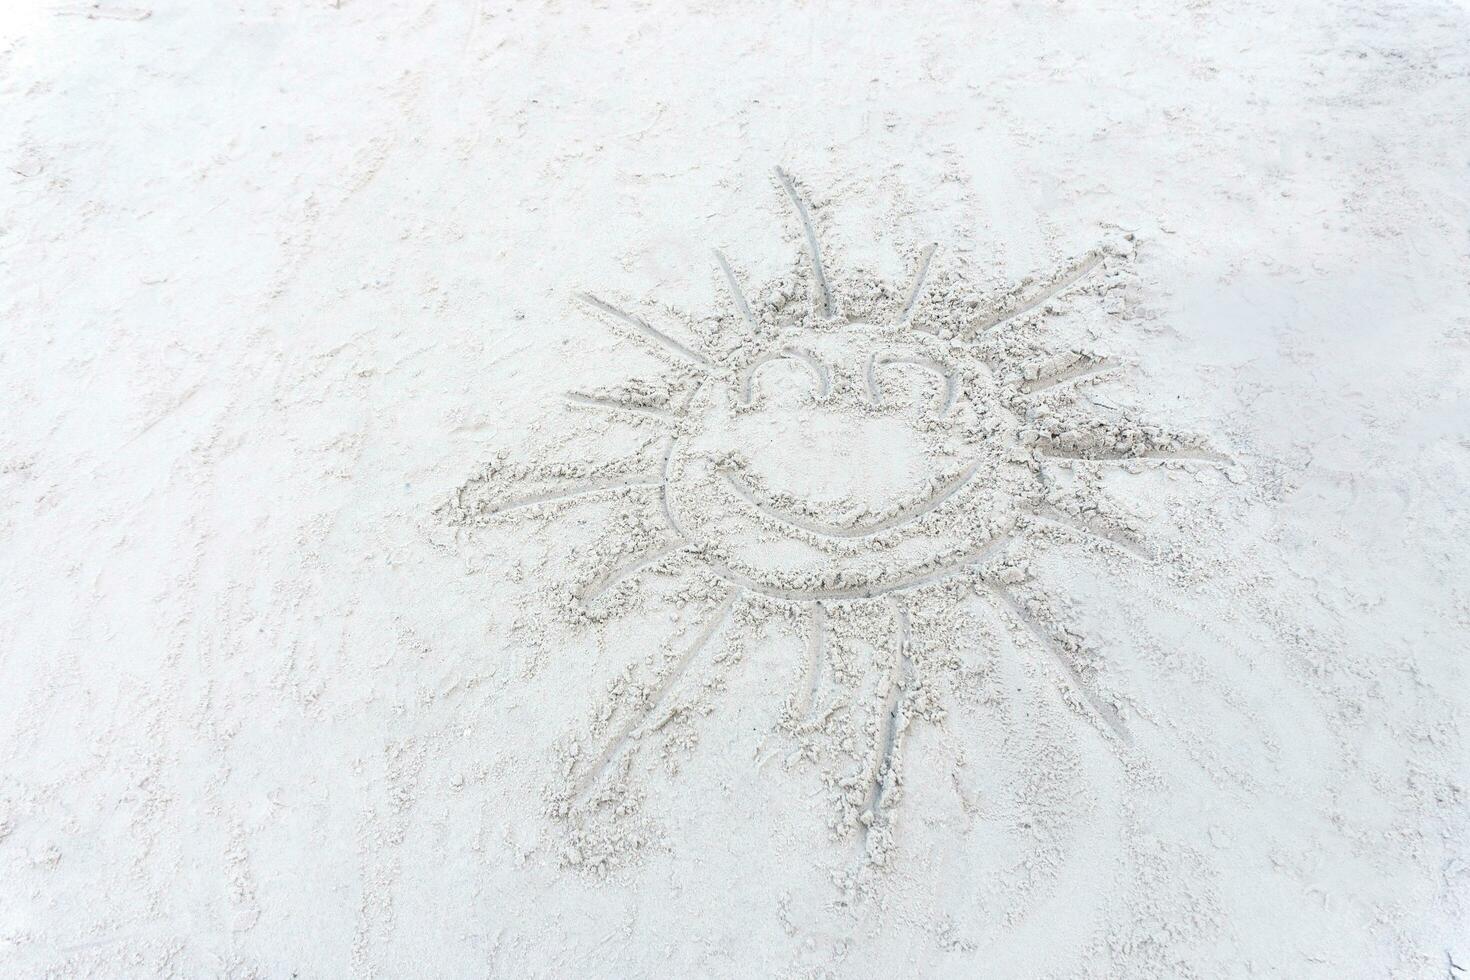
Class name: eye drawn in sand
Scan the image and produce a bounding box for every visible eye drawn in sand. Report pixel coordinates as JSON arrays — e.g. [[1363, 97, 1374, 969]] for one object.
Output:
[[437, 169, 1229, 881]]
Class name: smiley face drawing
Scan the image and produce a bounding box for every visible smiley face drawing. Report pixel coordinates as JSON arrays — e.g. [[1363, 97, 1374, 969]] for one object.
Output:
[[438, 168, 1227, 877]]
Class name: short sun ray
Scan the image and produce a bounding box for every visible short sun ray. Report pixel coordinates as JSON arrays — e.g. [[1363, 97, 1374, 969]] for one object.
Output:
[[1023, 504, 1149, 561], [565, 392, 681, 424], [713, 249, 758, 330], [1020, 356, 1123, 395], [978, 249, 1105, 334], [984, 582, 1130, 744], [774, 166, 834, 320], [571, 587, 739, 803], [658, 436, 688, 539], [577, 292, 715, 370], [898, 243, 938, 323], [798, 602, 827, 719], [577, 539, 693, 610]]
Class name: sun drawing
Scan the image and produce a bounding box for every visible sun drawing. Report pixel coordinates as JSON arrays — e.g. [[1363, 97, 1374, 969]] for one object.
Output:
[[438, 168, 1225, 872]]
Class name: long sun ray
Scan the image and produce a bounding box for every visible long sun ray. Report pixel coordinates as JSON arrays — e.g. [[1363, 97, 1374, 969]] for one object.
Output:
[[713, 249, 758, 330], [565, 392, 682, 424], [571, 588, 739, 802], [577, 539, 693, 610], [576, 292, 715, 370], [984, 583, 1130, 744], [479, 479, 663, 517], [978, 249, 1105, 334], [898, 243, 938, 323], [860, 600, 915, 843], [774, 166, 834, 320], [1038, 446, 1232, 465]]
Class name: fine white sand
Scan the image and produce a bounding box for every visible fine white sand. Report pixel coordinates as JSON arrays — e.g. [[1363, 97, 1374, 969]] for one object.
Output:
[[2, 2, 1467, 976]]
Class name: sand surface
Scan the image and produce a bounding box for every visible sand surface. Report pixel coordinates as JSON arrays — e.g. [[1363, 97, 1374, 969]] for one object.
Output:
[[2, 1, 1468, 977]]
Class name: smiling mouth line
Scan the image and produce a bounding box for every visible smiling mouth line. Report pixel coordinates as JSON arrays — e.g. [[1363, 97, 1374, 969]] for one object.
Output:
[[720, 460, 983, 539]]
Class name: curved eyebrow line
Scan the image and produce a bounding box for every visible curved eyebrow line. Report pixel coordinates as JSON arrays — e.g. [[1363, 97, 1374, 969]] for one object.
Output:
[[866, 354, 960, 416], [738, 348, 831, 405]]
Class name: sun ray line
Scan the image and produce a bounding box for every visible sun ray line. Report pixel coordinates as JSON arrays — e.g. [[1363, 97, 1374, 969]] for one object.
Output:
[[898, 243, 937, 323], [577, 539, 693, 608], [979, 250, 1105, 333], [722, 460, 982, 540], [1023, 505, 1149, 561], [1038, 446, 1232, 465], [481, 479, 662, 517], [861, 599, 914, 840], [1020, 358, 1124, 395], [577, 292, 715, 369], [713, 249, 758, 330], [565, 393, 681, 423], [984, 583, 1131, 744], [799, 602, 827, 719], [571, 588, 739, 802], [774, 167, 833, 319], [658, 436, 688, 538]]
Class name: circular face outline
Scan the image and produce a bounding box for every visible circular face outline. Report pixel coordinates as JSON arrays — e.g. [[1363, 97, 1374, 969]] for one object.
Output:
[[663, 322, 1037, 600]]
